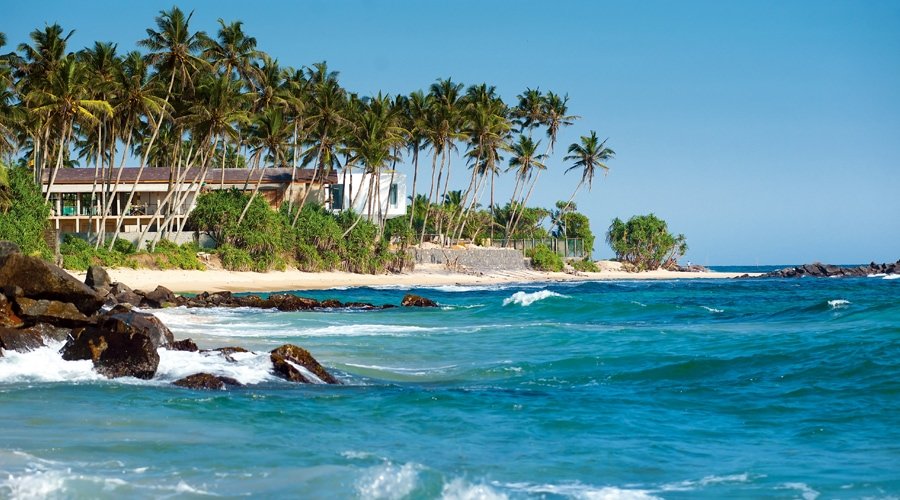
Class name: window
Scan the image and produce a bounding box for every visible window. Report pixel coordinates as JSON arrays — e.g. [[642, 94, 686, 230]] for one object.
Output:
[[389, 184, 398, 207], [79, 193, 95, 216], [61, 194, 77, 216], [330, 185, 344, 210]]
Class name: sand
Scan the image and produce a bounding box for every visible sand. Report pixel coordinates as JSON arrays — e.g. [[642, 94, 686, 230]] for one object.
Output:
[[73, 263, 757, 294]]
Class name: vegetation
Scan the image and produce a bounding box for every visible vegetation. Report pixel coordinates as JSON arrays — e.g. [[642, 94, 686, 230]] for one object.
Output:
[[0, 9, 618, 269], [0, 163, 51, 258], [571, 258, 599, 273], [606, 214, 688, 271], [527, 244, 565, 272]]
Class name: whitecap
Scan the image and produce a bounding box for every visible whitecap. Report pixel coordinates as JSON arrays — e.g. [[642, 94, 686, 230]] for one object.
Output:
[[883, 274, 900, 280], [660, 473, 752, 492], [442, 478, 508, 500], [502, 290, 567, 307], [700, 306, 724, 313], [777, 482, 820, 500], [827, 299, 850, 309], [630, 301, 647, 307], [356, 461, 421, 499], [0, 341, 104, 384], [502, 481, 658, 499], [155, 349, 276, 386]]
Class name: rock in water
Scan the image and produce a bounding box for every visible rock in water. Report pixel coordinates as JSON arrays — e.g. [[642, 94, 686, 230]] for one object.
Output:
[[270, 344, 339, 384], [173, 373, 242, 390], [140, 285, 177, 308], [0, 253, 103, 315], [170, 338, 199, 352], [401, 294, 438, 307], [0, 326, 46, 353], [85, 265, 112, 294], [60, 312, 165, 379], [104, 308, 175, 348]]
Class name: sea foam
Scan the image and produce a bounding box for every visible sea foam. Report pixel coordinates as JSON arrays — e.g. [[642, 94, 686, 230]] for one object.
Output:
[[827, 299, 851, 309], [502, 290, 566, 307]]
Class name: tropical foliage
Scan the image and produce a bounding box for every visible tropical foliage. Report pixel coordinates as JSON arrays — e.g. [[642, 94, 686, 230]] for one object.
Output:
[[606, 214, 688, 271], [0, 10, 617, 269], [0, 163, 51, 257]]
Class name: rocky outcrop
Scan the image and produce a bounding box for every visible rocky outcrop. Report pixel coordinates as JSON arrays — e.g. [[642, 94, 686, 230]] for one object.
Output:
[[168, 290, 393, 311], [270, 344, 339, 384], [171, 338, 199, 352], [85, 265, 112, 295], [0, 241, 21, 257], [0, 293, 24, 328], [0, 326, 46, 353], [139, 285, 177, 308], [15, 297, 93, 327], [104, 307, 175, 348], [173, 372, 242, 390], [747, 261, 900, 279], [0, 252, 103, 315], [401, 294, 438, 307], [61, 323, 160, 379]]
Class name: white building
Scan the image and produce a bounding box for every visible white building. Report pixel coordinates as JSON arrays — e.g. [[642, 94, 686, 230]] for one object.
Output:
[[329, 170, 407, 223]]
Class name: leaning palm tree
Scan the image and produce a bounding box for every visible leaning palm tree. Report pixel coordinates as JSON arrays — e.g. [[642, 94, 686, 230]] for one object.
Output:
[[558, 131, 615, 235], [504, 134, 546, 238], [403, 90, 428, 229], [238, 106, 291, 224]]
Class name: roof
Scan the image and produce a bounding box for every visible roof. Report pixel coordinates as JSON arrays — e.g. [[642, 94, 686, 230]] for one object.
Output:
[[42, 167, 338, 185]]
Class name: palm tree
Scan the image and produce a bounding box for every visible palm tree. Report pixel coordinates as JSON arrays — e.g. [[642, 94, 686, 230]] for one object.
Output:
[[238, 106, 291, 224], [558, 131, 614, 236], [541, 91, 578, 155], [504, 134, 546, 238], [201, 18, 260, 82], [404, 90, 427, 229]]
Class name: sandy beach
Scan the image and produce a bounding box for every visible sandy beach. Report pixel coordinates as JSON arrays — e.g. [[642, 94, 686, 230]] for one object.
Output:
[[73, 263, 756, 294]]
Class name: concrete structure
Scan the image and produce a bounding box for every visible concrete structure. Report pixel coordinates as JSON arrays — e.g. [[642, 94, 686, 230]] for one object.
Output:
[[42, 167, 336, 235]]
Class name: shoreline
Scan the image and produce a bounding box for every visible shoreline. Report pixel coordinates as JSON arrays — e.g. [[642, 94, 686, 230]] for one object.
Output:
[[72, 264, 759, 294]]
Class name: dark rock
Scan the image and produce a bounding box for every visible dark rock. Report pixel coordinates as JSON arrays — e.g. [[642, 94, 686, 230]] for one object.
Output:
[[0, 241, 21, 257], [0, 293, 24, 328], [109, 282, 133, 295], [401, 294, 438, 307], [753, 260, 900, 279], [170, 338, 199, 352], [61, 322, 160, 379], [85, 265, 112, 294], [266, 294, 320, 311], [104, 309, 174, 348], [320, 299, 342, 308], [270, 344, 339, 384], [14, 297, 93, 327], [0, 253, 104, 315], [173, 372, 242, 390], [0, 326, 45, 352], [140, 285, 176, 308], [115, 290, 143, 307], [24, 322, 71, 342], [344, 301, 379, 310], [213, 346, 249, 362]]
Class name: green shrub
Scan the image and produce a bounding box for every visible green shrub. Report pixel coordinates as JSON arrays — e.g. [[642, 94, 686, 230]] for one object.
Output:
[[60, 234, 137, 271], [527, 244, 564, 272], [218, 244, 254, 271], [112, 238, 136, 255], [571, 258, 599, 272], [606, 214, 688, 271], [148, 240, 204, 270]]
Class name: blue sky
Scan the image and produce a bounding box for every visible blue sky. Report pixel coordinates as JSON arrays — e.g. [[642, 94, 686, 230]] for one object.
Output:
[[6, 0, 900, 264]]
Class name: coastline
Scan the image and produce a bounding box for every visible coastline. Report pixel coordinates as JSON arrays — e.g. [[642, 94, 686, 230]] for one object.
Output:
[[72, 264, 758, 294]]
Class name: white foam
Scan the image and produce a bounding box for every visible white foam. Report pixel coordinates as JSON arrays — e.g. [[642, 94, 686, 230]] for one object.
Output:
[[882, 274, 900, 280], [660, 473, 752, 492], [503, 482, 658, 500], [828, 299, 850, 309], [700, 306, 724, 313], [502, 290, 566, 307], [357, 461, 420, 499], [0, 341, 104, 384], [442, 478, 508, 500], [778, 482, 820, 500], [155, 349, 276, 385]]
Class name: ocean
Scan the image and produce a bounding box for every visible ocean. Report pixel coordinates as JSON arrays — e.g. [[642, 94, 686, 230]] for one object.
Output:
[[1, 275, 899, 499]]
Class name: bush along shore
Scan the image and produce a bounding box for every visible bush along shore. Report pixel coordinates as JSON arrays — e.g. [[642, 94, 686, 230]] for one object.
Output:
[[0, 241, 437, 389]]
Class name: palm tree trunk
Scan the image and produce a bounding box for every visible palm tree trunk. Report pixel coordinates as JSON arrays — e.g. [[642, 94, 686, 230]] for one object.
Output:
[[237, 152, 265, 225], [418, 151, 439, 244], [99, 125, 133, 250], [407, 145, 419, 229], [341, 168, 376, 238], [44, 121, 72, 203], [144, 141, 205, 250], [509, 170, 543, 239]]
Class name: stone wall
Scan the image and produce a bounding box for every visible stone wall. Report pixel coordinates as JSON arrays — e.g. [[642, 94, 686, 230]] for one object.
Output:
[[412, 247, 527, 271]]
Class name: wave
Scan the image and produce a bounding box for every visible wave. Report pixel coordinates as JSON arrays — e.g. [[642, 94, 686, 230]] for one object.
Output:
[[502, 290, 567, 307], [0, 342, 103, 384], [828, 299, 851, 309], [502, 481, 658, 499], [700, 306, 724, 313]]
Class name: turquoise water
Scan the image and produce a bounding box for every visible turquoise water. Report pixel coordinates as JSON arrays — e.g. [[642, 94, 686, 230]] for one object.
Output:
[[1, 276, 899, 498]]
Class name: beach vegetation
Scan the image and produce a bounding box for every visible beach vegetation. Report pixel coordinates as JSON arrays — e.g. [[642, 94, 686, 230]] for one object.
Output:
[[527, 244, 564, 272], [571, 258, 599, 273], [606, 214, 688, 271], [0, 163, 52, 258]]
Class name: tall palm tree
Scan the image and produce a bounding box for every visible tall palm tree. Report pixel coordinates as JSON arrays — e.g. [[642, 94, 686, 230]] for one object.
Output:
[[201, 18, 260, 82], [403, 90, 427, 229], [504, 134, 546, 238], [558, 131, 614, 236], [238, 106, 291, 224], [541, 91, 578, 155]]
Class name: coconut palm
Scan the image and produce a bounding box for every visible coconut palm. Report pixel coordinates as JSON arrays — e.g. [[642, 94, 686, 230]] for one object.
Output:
[[238, 106, 291, 224], [504, 134, 546, 237], [201, 18, 260, 82], [558, 131, 614, 236], [403, 90, 427, 229], [541, 91, 578, 155]]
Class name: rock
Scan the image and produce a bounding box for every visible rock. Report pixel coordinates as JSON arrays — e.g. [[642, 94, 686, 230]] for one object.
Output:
[[14, 297, 93, 327], [320, 299, 342, 308], [0, 240, 21, 257], [115, 290, 143, 307], [0, 326, 45, 353], [61, 323, 159, 379], [0, 293, 24, 328], [103, 309, 174, 349], [140, 285, 176, 308], [270, 344, 339, 384], [170, 338, 199, 352], [401, 294, 438, 307], [0, 253, 104, 315], [85, 265, 112, 294], [213, 346, 249, 362], [265, 294, 320, 311], [23, 322, 71, 342], [173, 372, 242, 390], [109, 282, 133, 295]]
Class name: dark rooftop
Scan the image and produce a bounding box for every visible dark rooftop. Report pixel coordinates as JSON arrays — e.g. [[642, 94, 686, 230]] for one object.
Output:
[[42, 167, 338, 185]]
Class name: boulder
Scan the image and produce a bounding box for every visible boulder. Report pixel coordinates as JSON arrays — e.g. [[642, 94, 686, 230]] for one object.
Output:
[[173, 372, 242, 390], [61, 324, 159, 379], [265, 294, 320, 311], [170, 338, 199, 352], [213, 346, 249, 362], [0, 326, 45, 353], [270, 344, 339, 384], [103, 309, 174, 348], [0, 240, 21, 257], [14, 297, 93, 327], [23, 322, 71, 342], [115, 289, 143, 307], [401, 294, 438, 307], [140, 285, 177, 308], [0, 293, 24, 328], [85, 265, 112, 294], [0, 253, 103, 315]]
